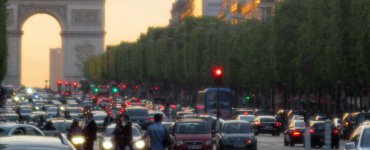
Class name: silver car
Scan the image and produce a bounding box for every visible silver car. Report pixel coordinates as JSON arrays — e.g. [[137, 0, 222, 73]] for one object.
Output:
[[345, 122, 370, 150]]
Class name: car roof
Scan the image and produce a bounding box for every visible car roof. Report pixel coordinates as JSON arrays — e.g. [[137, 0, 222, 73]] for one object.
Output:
[[224, 120, 249, 124], [178, 119, 205, 122], [126, 106, 148, 110], [258, 116, 275, 118], [0, 136, 72, 150]]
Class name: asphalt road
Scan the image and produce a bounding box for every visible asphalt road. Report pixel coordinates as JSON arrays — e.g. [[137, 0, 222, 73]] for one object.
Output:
[[93, 133, 347, 150]]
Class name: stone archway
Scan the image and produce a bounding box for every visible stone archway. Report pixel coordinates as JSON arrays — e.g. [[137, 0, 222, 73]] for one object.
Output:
[[4, 0, 105, 86]]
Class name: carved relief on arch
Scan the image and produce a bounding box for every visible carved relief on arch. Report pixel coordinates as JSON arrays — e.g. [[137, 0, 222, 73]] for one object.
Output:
[[71, 9, 101, 26], [6, 8, 14, 27], [17, 5, 67, 29]]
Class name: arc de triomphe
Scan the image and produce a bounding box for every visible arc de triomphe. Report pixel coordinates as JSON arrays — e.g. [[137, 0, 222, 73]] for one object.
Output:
[[4, 0, 105, 86]]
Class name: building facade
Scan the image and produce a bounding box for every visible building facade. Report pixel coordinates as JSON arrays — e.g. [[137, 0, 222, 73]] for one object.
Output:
[[219, 0, 281, 24], [49, 48, 63, 89], [170, 0, 188, 26], [180, 0, 223, 21]]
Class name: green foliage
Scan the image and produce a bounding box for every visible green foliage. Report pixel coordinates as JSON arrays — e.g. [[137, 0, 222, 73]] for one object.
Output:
[[84, 0, 370, 91], [0, 0, 7, 82]]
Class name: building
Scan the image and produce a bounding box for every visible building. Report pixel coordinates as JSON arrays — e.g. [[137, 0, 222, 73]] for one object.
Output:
[[170, 0, 188, 26], [49, 48, 63, 89], [180, 0, 223, 21], [219, 0, 281, 24]]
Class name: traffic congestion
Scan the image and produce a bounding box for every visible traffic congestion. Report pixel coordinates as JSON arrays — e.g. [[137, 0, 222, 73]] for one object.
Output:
[[0, 84, 369, 150]]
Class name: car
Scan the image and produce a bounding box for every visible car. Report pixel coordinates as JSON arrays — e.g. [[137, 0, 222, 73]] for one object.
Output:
[[232, 108, 254, 116], [345, 122, 370, 150], [0, 123, 45, 136], [236, 115, 256, 123], [42, 118, 74, 136], [0, 135, 75, 150], [0, 113, 20, 123], [308, 121, 340, 148], [251, 116, 281, 136], [47, 107, 59, 118], [253, 109, 274, 116], [99, 123, 148, 150], [215, 120, 257, 150], [171, 119, 212, 150], [65, 107, 83, 119], [176, 111, 194, 119], [284, 120, 306, 146], [124, 107, 150, 129]]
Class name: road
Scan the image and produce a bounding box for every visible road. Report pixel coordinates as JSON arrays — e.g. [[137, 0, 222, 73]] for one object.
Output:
[[93, 133, 346, 150]]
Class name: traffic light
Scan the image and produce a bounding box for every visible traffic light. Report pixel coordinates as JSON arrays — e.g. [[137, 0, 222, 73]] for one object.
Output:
[[93, 87, 99, 93], [245, 95, 251, 102], [213, 66, 223, 85], [112, 87, 118, 93], [72, 82, 78, 87], [122, 84, 127, 89], [64, 81, 69, 86], [57, 80, 62, 85], [153, 85, 159, 91]]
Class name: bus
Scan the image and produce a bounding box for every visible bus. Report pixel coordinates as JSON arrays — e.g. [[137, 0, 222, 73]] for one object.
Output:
[[196, 88, 233, 118]]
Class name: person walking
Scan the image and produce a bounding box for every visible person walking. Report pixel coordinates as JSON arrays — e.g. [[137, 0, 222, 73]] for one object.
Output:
[[122, 114, 133, 150], [83, 113, 97, 150], [104, 113, 114, 127], [144, 114, 169, 150], [68, 119, 83, 140], [113, 118, 124, 150]]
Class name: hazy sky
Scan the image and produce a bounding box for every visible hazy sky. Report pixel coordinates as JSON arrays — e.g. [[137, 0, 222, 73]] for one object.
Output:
[[21, 0, 175, 87]]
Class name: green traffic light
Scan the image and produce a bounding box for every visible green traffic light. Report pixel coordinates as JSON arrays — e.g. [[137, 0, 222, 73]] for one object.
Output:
[[93, 88, 99, 93], [112, 87, 118, 93], [245, 96, 251, 101]]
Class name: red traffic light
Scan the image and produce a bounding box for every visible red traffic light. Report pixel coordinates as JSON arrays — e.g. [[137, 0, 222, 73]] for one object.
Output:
[[154, 85, 159, 91], [64, 81, 69, 85], [57, 80, 62, 85], [72, 82, 78, 87], [213, 66, 223, 78], [122, 84, 127, 89], [134, 85, 139, 89]]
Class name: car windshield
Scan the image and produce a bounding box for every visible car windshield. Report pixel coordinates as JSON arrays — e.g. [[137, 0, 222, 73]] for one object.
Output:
[[126, 109, 148, 116], [52, 122, 72, 133], [295, 122, 305, 128], [105, 126, 140, 137], [4, 116, 18, 122], [360, 128, 370, 147], [260, 117, 276, 122], [176, 122, 210, 134], [68, 109, 81, 113], [21, 109, 32, 113], [239, 116, 255, 122], [222, 123, 252, 134], [312, 123, 325, 130], [48, 108, 57, 112], [94, 115, 106, 120]]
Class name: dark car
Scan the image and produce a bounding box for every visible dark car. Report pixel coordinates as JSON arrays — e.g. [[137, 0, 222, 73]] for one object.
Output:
[[284, 120, 306, 146], [0, 135, 75, 150], [171, 119, 213, 150], [124, 107, 150, 129], [251, 116, 281, 136], [215, 120, 257, 150], [308, 121, 340, 149]]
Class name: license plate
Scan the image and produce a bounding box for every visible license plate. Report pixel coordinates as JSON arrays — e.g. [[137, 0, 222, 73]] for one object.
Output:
[[264, 126, 272, 129], [188, 145, 201, 149], [234, 143, 245, 148]]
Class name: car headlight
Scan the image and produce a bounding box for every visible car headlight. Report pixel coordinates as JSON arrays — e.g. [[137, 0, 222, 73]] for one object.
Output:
[[72, 136, 85, 145], [134, 140, 145, 149], [205, 139, 212, 145], [176, 140, 184, 146], [60, 107, 65, 111], [102, 141, 113, 149]]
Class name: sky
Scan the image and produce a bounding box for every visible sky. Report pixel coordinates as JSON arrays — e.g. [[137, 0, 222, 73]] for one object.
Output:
[[21, 0, 175, 87]]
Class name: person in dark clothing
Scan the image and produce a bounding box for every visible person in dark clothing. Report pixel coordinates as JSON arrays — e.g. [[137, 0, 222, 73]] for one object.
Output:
[[122, 114, 133, 150], [104, 113, 114, 127], [68, 119, 83, 141], [44, 121, 56, 130], [113, 118, 125, 150], [83, 113, 97, 150]]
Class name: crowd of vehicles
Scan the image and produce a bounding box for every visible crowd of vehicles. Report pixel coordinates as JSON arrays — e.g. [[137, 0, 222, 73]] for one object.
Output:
[[1, 86, 370, 150]]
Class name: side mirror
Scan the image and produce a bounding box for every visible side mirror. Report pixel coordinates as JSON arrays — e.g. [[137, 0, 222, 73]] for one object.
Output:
[[344, 142, 356, 150]]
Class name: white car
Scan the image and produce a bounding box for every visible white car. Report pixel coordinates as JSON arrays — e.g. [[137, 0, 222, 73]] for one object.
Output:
[[345, 122, 370, 150], [0, 123, 45, 136]]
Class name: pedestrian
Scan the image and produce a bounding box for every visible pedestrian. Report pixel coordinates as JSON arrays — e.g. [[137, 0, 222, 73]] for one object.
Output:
[[104, 113, 114, 127], [68, 119, 83, 140], [122, 114, 133, 150], [44, 121, 56, 130], [113, 118, 124, 150], [83, 113, 97, 150], [144, 113, 167, 150]]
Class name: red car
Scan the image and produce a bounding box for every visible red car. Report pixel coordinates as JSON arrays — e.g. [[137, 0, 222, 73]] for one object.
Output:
[[172, 119, 213, 150]]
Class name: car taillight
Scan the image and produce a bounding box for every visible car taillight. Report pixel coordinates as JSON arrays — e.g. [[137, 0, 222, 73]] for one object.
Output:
[[149, 117, 154, 121], [258, 122, 262, 126], [310, 129, 314, 133], [275, 122, 281, 127], [246, 139, 253, 144], [243, 112, 249, 115], [292, 130, 301, 136], [333, 130, 339, 135]]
